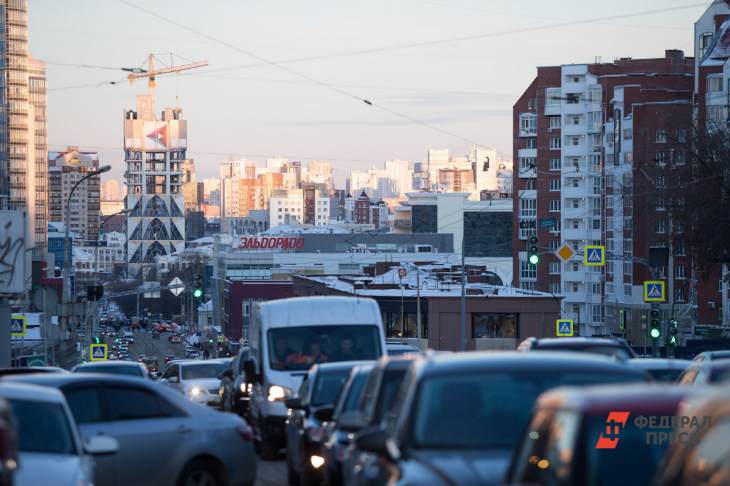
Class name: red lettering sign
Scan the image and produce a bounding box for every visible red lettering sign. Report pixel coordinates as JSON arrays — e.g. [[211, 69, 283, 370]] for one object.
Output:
[[237, 236, 304, 250]]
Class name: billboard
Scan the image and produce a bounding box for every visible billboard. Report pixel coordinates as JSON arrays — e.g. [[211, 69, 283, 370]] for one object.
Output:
[[237, 236, 304, 250], [124, 119, 187, 151], [0, 210, 28, 294]]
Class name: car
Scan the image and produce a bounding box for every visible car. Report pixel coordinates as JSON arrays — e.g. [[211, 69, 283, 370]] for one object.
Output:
[[245, 296, 387, 460], [517, 336, 637, 359], [286, 361, 366, 486], [677, 358, 730, 385], [4, 373, 257, 486], [72, 360, 149, 378], [159, 359, 230, 407], [385, 340, 423, 356], [140, 357, 160, 373], [627, 358, 691, 382], [218, 347, 252, 415], [0, 367, 68, 376], [321, 363, 374, 486], [505, 384, 697, 486], [691, 349, 730, 362], [0, 381, 118, 486], [654, 386, 730, 485], [340, 354, 420, 486], [353, 352, 650, 486], [0, 393, 17, 486]]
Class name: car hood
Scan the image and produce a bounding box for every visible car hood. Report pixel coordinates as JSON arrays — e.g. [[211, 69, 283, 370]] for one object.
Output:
[[183, 378, 220, 389], [16, 452, 87, 486], [406, 448, 512, 486]]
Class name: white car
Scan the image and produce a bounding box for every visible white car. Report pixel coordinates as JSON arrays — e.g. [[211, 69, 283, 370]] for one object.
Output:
[[0, 382, 118, 486], [160, 359, 229, 406]]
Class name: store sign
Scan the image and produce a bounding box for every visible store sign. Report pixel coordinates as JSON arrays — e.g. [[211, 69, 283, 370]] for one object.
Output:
[[237, 236, 304, 250]]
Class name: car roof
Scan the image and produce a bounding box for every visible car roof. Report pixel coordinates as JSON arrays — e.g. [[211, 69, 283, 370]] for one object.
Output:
[[532, 337, 627, 347], [0, 382, 67, 403], [689, 358, 730, 370], [0, 367, 68, 375], [3, 372, 156, 389], [418, 351, 644, 375], [628, 358, 691, 370], [178, 359, 227, 366], [537, 383, 699, 415], [75, 360, 142, 368], [700, 350, 730, 359], [312, 361, 372, 374]]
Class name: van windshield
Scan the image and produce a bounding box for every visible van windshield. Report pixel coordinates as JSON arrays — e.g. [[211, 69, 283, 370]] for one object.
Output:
[[268, 326, 381, 371]]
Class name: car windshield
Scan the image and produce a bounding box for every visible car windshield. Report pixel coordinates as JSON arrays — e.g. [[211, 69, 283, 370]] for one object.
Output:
[[374, 368, 408, 423], [412, 370, 643, 449], [76, 365, 143, 376], [268, 325, 381, 371], [311, 369, 352, 407], [647, 368, 686, 382], [9, 399, 76, 455], [338, 370, 370, 415], [181, 362, 227, 380]]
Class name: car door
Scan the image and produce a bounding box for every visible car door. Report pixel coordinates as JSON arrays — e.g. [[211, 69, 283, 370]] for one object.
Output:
[[62, 383, 122, 486], [100, 384, 192, 486]]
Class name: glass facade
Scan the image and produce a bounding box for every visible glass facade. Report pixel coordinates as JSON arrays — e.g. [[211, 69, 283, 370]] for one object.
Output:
[[412, 204, 437, 233], [463, 211, 513, 257]]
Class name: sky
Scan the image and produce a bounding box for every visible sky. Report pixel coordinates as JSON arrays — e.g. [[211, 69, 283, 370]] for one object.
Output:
[[31, 0, 705, 187]]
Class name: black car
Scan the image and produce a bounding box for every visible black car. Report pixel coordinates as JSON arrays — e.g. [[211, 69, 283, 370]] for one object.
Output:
[[219, 347, 251, 415], [321, 363, 374, 486], [286, 362, 365, 486], [340, 355, 419, 486], [353, 352, 650, 486], [517, 336, 637, 359]]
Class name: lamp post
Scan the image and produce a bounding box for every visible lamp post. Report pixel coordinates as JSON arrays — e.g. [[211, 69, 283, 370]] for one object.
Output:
[[63, 165, 111, 351]]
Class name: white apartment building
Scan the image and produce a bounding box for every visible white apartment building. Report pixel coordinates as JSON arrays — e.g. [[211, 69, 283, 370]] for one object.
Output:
[[269, 189, 304, 227]]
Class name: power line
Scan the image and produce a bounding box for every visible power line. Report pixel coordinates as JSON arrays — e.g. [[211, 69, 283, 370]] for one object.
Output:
[[117, 0, 489, 148], [193, 3, 705, 75], [48, 78, 127, 91]]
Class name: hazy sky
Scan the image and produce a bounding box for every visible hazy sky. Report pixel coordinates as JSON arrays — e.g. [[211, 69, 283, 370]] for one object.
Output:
[[31, 0, 704, 187]]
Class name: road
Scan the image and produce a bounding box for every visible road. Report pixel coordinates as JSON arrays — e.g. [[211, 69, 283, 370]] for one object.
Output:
[[127, 329, 289, 485]]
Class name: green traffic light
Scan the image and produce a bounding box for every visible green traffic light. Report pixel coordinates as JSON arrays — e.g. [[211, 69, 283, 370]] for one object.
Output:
[[193, 288, 203, 298], [650, 328, 661, 339], [528, 254, 539, 265]]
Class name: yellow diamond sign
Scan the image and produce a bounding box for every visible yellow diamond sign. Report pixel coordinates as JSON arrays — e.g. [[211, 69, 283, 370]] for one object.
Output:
[[555, 244, 575, 263]]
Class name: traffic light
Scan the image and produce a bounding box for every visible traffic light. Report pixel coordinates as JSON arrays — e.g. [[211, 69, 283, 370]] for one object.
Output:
[[528, 236, 539, 265], [193, 274, 203, 299], [649, 308, 661, 339], [668, 319, 679, 346], [93, 336, 101, 344]]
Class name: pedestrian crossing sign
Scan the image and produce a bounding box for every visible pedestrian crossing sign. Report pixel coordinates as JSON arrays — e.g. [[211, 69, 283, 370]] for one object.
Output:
[[583, 245, 605, 266], [10, 314, 26, 337], [643, 281, 666, 303], [556, 319, 574, 337], [89, 343, 108, 361]]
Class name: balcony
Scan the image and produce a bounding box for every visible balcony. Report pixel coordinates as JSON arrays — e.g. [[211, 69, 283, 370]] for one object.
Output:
[[562, 227, 589, 241], [562, 184, 586, 198]]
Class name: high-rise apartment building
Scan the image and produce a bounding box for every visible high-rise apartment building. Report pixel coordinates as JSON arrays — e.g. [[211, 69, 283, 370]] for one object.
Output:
[[181, 159, 198, 214], [48, 147, 101, 241], [426, 149, 450, 189], [124, 96, 188, 277], [269, 188, 329, 228], [28, 57, 46, 254], [512, 51, 694, 336]]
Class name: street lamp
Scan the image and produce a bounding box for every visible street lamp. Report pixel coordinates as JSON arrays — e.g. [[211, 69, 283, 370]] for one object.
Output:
[[63, 165, 111, 347]]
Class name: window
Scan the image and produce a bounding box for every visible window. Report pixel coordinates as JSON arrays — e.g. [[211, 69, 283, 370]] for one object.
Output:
[[707, 76, 723, 93], [524, 179, 535, 190], [592, 283, 601, 294], [656, 198, 665, 211], [624, 152, 633, 163], [655, 219, 666, 234], [656, 152, 667, 164], [624, 284, 632, 297], [520, 198, 537, 218], [521, 281, 536, 290], [656, 129, 668, 143], [708, 105, 728, 124], [566, 94, 579, 104], [549, 158, 561, 171], [549, 116, 561, 129], [655, 176, 665, 188], [549, 282, 561, 294], [520, 114, 537, 135], [549, 200, 561, 212], [104, 387, 184, 420], [520, 260, 537, 280], [571, 199, 580, 209], [676, 287, 686, 303], [64, 387, 104, 425], [570, 136, 580, 146], [676, 265, 686, 279], [676, 128, 687, 143], [700, 32, 715, 58], [549, 179, 560, 191], [525, 138, 537, 149], [471, 313, 517, 338], [675, 239, 686, 256], [519, 157, 536, 170], [592, 304, 602, 323], [549, 262, 560, 274], [549, 137, 561, 150]]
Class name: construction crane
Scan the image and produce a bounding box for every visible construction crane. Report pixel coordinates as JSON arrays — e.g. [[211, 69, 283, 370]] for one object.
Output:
[[127, 53, 208, 103]]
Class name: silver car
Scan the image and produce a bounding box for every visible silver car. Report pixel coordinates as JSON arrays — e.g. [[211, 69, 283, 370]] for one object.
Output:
[[160, 359, 229, 407], [5, 373, 257, 486], [0, 382, 119, 486]]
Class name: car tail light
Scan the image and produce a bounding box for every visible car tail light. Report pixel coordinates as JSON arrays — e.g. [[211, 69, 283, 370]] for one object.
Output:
[[235, 424, 254, 442]]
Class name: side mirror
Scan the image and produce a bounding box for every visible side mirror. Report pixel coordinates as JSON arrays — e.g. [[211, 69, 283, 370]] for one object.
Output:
[[314, 406, 334, 423], [337, 411, 367, 432], [285, 397, 304, 410], [354, 427, 399, 460], [167, 376, 179, 383], [84, 436, 119, 456], [243, 358, 259, 384]]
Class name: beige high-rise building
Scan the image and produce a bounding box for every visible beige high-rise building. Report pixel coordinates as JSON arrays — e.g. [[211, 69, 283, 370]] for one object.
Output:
[[28, 57, 47, 254], [182, 159, 198, 214]]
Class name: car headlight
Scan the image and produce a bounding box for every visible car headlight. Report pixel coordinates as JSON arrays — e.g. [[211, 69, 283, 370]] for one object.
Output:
[[267, 385, 291, 402], [310, 455, 325, 469], [240, 382, 247, 393], [189, 386, 202, 398]]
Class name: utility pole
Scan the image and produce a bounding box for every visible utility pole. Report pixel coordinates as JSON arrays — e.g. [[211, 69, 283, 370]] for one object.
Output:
[[667, 217, 675, 358], [460, 239, 466, 352], [416, 266, 421, 340]]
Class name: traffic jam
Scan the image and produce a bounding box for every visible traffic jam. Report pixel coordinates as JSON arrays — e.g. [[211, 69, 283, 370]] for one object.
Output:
[[1, 296, 729, 486]]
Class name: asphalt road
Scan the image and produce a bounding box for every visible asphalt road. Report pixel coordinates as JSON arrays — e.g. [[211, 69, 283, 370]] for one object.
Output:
[[128, 329, 289, 485]]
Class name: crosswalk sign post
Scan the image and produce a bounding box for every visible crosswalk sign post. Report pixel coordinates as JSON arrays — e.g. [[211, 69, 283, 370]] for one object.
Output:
[[10, 314, 26, 337], [556, 319, 574, 337], [643, 281, 666, 303], [89, 343, 108, 362], [583, 245, 605, 266]]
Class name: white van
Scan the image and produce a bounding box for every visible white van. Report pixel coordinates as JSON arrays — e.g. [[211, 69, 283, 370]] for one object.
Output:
[[244, 296, 386, 459]]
